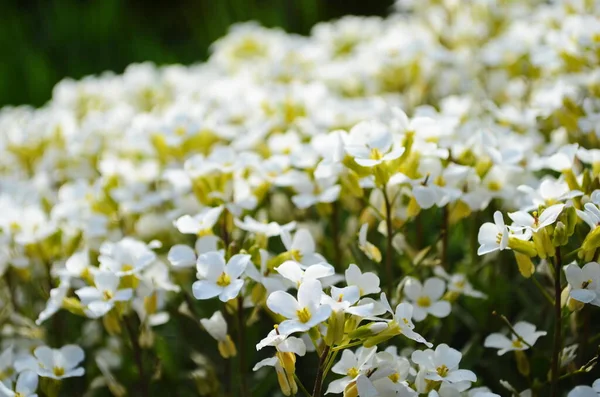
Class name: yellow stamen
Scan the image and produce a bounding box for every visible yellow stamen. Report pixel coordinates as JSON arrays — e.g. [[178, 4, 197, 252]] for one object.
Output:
[[216, 272, 231, 287], [296, 307, 312, 323], [416, 296, 431, 308]]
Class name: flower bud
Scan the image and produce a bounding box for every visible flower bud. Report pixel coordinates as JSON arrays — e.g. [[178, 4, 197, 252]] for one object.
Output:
[[515, 350, 530, 377], [514, 252, 535, 278], [325, 310, 346, 346], [217, 334, 237, 359], [344, 381, 359, 397], [552, 222, 569, 247], [508, 237, 537, 257], [349, 322, 387, 340]]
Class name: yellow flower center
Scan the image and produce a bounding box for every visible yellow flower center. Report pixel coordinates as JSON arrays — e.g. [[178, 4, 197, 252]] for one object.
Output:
[[121, 264, 134, 272], [290, 249, 302, 261], [512, 339, 524, 348], [436, 365, 449, 377], [347, 367, 359, 378], [370, 148, 383, 160], [296, 307, 312, 323], [103, 290, 114, 301], [388, 372, 400, 383], [216, 272, 231, 287], [53, 366, 65, 377], [582, 279, 593, 288], [417, 296, 431, 308]]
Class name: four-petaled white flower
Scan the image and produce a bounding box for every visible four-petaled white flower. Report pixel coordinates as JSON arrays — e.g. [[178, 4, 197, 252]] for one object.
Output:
[[193, 252, 251, 302], [326, 346, 377, 394], [564, 262, 600, 306], [567, 379, 600, 397], [267, 279, 332, 335], [345, 264, 381, 297], [402, 277, 451, 322], [0, 370, 38, 397], [75, 271, 133, 318], [275, 260, 335, 287], [478, 211, 509, 255], [15, 345, 85, 380], [412, 344, 477, 386], [508, 204, 565, 232], [174, 206, 224, 236], [484, 321, 547, 355], [345, 121, 405, 167], [98, 237, 156, 277]]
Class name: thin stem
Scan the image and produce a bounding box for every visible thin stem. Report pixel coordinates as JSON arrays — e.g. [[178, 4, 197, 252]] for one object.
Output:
[[331, 340, 363, 352], [237, 296, 249, 397], [294, 374, 311, 397], [382, 187, 395, 297], [441, 205, 449, 269], [550, 247, 563, 397], [531, 275, 555, 306], [493, 312, 533, 348], [312, 345, 331, 397], [123, 316, 149, 397], [331, 202, 342, 271], [323, 350, 339, 379]]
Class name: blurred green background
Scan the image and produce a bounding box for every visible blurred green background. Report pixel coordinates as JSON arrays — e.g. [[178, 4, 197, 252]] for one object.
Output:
[[0, 0, 394, 108]]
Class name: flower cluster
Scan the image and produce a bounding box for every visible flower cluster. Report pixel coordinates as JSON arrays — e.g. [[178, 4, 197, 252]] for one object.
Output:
[[1, 0, 600, 396]]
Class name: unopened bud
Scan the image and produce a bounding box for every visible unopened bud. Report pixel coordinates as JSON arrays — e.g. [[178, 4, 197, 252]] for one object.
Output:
[[508, 237, 537, 258], [552, 222, 569, 247], [514, 252, 535, 278]]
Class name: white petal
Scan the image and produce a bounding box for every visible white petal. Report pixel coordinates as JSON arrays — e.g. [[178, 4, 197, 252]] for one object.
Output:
[[423, 277, 446, 301], [168, 245, 196, 268], [297, 279, 323, 308], [267, 291, 300, 318], [192, 280, 221, 300], [226, 254, 250, 279], [428, 301, 451, 318], [219, 279, 244, 302], [276, 261, 304, 284]]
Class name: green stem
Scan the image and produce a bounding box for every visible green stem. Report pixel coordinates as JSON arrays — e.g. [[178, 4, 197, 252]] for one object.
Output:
[[550, 247, 562, 397], [531, 275, 555, 306], [382, 187, 395, 297], [237, 296, 249, 397], [294, 374, 312, 397], [123, 315, 149, 397], [312, 345, 331, 397], [331, 202, 342, 271]]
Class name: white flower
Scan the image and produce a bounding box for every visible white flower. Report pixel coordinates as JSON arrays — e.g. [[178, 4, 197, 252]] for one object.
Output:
[[477, 211, 509, 255], [345, 264, 381, 297], [256, 329, 307, 356], [345, 121, 405, 167], [508, 204, 565, 232], [322, 285, 375, 317], [167, 236, 221, 269], [412, 344, 476, 386], [326, 346, 377, 394], [200, 311, 228, 342], [98, 237, 156, 277], [174, 206, 224, 236], [484, 321, 547, 355], [577, 203, 600, 230], [233, 216, 296, 237], [15, 345, 85, 380], [358, 223, 382, 263], [245, 249, 287, 294], [75, 271, 133, 318], [379, 293, 432, 347], [192, 252, 250, 302], [291, 178, 341, 209], [0, 371, 38, 397], [433, 266, 485, 299], [564, 262, 600, 306], [275, 260, 335, 287], [280, 228, 326, 268], [36, 277, 71, 324], [403, 277, 451, 322], [266, 279, 332, 335], [568, 379, 600, 397]]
